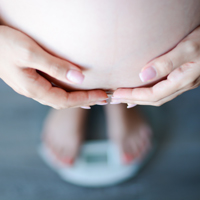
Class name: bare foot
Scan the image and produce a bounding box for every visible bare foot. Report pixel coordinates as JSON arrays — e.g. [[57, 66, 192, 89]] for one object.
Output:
[[42, 108, 88, 166], [105, 104, 152, 164]]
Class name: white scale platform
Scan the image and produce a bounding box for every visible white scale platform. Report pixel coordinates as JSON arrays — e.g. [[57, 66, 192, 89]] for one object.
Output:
[[38, 140, 154, 187]]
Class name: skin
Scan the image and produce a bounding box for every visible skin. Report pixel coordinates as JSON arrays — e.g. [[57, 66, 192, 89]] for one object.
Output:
[[1, 0, 200, 92], [0, 25, 108, 109], [112, 25, 200, 106], [1, 0, 200, 165]]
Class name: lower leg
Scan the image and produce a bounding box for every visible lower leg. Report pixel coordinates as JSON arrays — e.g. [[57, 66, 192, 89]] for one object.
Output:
[[41, 108, 88, 165], [104, 104, 152, 164]]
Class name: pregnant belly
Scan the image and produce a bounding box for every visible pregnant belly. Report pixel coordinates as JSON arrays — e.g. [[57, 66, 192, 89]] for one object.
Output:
[[1, 0, 200, 91]]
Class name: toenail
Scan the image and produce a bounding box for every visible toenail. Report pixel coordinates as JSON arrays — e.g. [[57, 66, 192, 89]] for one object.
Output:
[[61, 157, 74, 166], [122, 153, 135, 164]]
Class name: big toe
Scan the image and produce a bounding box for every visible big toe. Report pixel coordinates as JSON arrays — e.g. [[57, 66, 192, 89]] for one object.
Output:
[[44, 132, 83, 166], [119, 125, 152, 165]]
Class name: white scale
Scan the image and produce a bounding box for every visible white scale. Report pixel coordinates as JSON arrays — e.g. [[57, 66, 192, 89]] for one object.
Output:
[[38, 140, 154, 187]]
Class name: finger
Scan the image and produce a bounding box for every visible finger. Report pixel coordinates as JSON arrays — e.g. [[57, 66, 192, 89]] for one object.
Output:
[[18, 42, 85, 84], [112, 82, 178, 106], [148, 88, 189, 106], [63, 90, 108, 108], [35, 86, 108, 109], [112, 87, 187, 106], [139, 36, 200, 83], [131, 87, 191, 106], [113, 63, 200, 106], [19, 69, 108, 109], [139, 74, 200, 106]]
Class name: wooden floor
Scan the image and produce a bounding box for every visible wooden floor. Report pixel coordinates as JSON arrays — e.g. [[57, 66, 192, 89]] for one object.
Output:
[[0, 79, 200, 200]]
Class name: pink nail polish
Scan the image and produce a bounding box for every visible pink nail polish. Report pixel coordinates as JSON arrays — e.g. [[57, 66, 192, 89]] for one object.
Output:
[[127, 103, 137, 108], [110, 102, 121, 105], [110, 100, 121, 104], [139, 66, 156, 82], [110, 97, 121, 104], [66, 69, 85, 84], [123, 154, 135, 164], [81, 106, 91, 109]]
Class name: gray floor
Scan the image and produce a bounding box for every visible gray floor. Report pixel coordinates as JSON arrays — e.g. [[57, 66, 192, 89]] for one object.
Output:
[[0, 79, 200, 200]]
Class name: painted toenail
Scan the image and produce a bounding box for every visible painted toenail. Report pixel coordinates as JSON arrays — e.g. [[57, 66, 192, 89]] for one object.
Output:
[[123, 153, 135, 164], [62, 157, 74, 166]]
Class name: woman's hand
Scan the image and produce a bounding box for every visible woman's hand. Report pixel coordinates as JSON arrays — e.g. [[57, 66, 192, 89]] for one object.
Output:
[[112, 26, 200, 107], [0, 26, 108, 109]]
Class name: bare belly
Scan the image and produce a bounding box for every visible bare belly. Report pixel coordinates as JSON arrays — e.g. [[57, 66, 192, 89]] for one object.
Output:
[[0, 0, 200, 91]]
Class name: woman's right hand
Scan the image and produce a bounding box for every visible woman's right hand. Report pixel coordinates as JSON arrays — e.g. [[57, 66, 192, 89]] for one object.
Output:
[[0, 26, 108, 109]]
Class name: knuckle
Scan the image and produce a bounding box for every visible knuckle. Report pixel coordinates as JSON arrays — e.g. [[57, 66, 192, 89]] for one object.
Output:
[[154, 101, 163, 107], [53, 107, 60, 110], [21, 44, 33, 58], [150, 92, 160, 102], [55, 104, 65, 109], [156, 58, 173, 75], [49, 64, 61, 78], [61, 94, 71, 108], [23, 88, 34, 98], [152, 96, 160, 102], [184, 40, 200, 56], [12, 85, 22, 95], [191, 77, 200, 88], [17, 45, 35, 65], [51, 105, 61, 109], [24, 69, 40, 87], [23, 77, 40, 98], [187, 82, 195, 89]]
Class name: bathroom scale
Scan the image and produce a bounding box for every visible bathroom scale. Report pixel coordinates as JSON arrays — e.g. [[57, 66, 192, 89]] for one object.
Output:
[[38, 140, 155, 187]]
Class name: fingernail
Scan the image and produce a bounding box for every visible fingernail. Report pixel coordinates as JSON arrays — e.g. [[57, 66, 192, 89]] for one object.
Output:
[[81, 106, 91, 109], [110, 99, 121, 104], [97, 98, 109, 102], [123, 153, 135, 164], [127, 103, 137, 108], [110, 101, 121, 105], [139, 66, 156, 82], [110, 97, 121, 104], [96, 101, 108, 105], [66, 69, 85, 84]]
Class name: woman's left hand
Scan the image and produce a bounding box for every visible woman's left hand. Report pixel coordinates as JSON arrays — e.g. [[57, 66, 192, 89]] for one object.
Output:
[[112, 25, 200, 107]]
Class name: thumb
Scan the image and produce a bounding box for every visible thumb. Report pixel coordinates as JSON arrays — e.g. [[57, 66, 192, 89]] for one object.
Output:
[[21, 45, 85, 84], [139, 42, 190, 83]]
